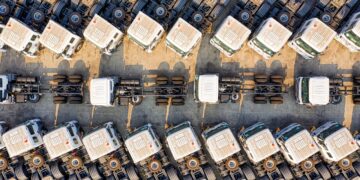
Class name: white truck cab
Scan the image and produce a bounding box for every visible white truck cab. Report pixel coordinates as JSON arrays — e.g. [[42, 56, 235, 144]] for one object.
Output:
[[289, 18, 336, 59], [202, 122, 241, 163], [166, 121, 201, 161], [84, 14, 124, 55], [166, 18, 202, 58], [2, 119, 43, 158], [311, 122, 359, 163], [127, 11, 164, 52], [194, 74, 219, 104], [0, 17, 40, 57], [248, 17, 292, 59], [275, 123, 319, 165], [295, 76, 330, 106], [82, 122, 121, 161], [90, 77, 117, 107], [336, 12, 360, 52], [43, 120, 82, 160], [238, 122, 280, 164], [125, 124, 161, 164], [39, 20, 82, 60], [210, 16, 251, 57]]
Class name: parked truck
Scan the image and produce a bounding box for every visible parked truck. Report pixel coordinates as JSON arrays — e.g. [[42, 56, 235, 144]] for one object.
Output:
[[238, 122, 294, 179], [275, 123, 331, 179], [165, 121, 215, 180], [0, 121, 16, 179], [125, 123, 179, 180], [82, 121, 140, 179], [43, 120, 93, 179], [336, 11, 360, 52], [2, 119, 53, 179], [194, 73, 286, 104], [202, 122, 255, 180], [0, 0, 19, 51], [312, 121, 360, 179], [90, 75, 187, 107]]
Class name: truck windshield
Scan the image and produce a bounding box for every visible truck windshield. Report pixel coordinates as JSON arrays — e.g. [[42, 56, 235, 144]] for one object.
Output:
[[241, 124, 266, 139], [279, 125, 304, 142], [252, 38, 275, 56], [166, 122, 190, 137], [211, 36, 235, 54], [166, 40, 187, 56], [127, 125, 149, 138], [128, 35, 149, 49], [317, 123, 342, 141], [203, 123, 229, 140], [295, 39, 319, 56], [345, 30, 360, 47], [301, 78, 310, 103]]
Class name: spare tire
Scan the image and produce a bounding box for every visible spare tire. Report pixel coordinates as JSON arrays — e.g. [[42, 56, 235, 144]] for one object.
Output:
[[0, 3, 10, 16], [32, 10, 45, 23], [112, 7, 125, 20], [69, 12, 82, 25], [50, 162, 64, 179]]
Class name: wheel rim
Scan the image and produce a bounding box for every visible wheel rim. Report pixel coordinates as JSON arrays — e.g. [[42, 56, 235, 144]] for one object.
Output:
[[279, 14, 289, 23], [0, 157, 8, 170], [0, 4, 8, 16], [113, 8, 124, 19], [33, 11, 44, 22], [108, 158, 121, 171], [240, 12, 249, 21], [302, 160, 314, 172], [186, 157, 199, 170], [70, 156, 82, 169], [70, 13, 81, 24], [226, 158, 239, 171], [156, 6, 165, 17], [322, 14, 331, 23], [339, 158, 351, 170], [148, 160, 161, 172], [193, 13, 203, 23]]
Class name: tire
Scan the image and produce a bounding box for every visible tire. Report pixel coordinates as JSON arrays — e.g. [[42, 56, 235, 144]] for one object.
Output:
[[50, 163, 64, 179], [68, 174, 78, 180], [120, 80, 140, 85], [254, 95, 267, 104], [165, 166, 179, 180], [254, 75, 268, 83], [52, 1, 66, 17], [125, 165, 139, 180], [354, 76, 360, 85], [31, 173, 40, 180], [130, 96, 143, 106], [28, 94, 40, 103], [203, 165, 216, 180], [0, 157, 8, 170], [68, 75, 82, 83], [68, 96, 82, 101], [89, 164, 102, 180], [353, 161, 360, 175], [0, 3, 10, 16], [89, 3, 103, 17], [270, 75, 284, 84], [353, 97, 360, 104], [334, 174, 346, 180], [172, 77, 184, 85], [254, 100, 267, 104], [54, 74, 66, 79], [183, 174, 192, 180], [278, 164, 293, 179], [316, 163, 331, 180], [15, 165, 28, 180], [156, 98, 168, 106], [53, 99, 66, 104], [53, 96, 66, 101], [241, 164, 255, 180], [156, 76, 168, 85], [270, 100, 283, 104], [69, 100, 82, 104]]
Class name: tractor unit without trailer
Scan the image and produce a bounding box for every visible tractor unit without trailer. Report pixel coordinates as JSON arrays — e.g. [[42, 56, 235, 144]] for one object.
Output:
[[295, 76, 360, 106], [82, 121, 140, 180], [165, 121, 216, 180], [125, 123, 179, 180], [90, 75, 187, 107], [127, 0, 188, 52], [312, 121, 360, 179], [289, 0, 360, 59], [201, 122, 255, 180], [0, 121, 16, 179], [0, 0, 53, 57], [0, 0, 20, 51], [275, 123, 331, 180], [43, 120, 94, 179], [194, 73, 286, 104], [0, 73, 84, 104], [39, 0, 96, 60], [336, 11, 360, 52], [2, 119, 53, 179], [238, 122, 294, 179], [165, 0, 229, 57]]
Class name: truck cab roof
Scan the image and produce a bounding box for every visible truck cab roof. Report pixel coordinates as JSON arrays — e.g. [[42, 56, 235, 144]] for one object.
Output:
[[166, 18, 202, 55], [166, 121, 201, 161], [3, 119, 43, 158], [90, 78, 114, 106], [39, 20, 81, 54], [127, 11, 164, 48], [196, 74, 219, 103], [202, 123, 241, 163], [212, 16, 251, 54], [43, 123, 82, 160], [84, 14, 124, 49], [297, 18, 336, 52], [308, 77, 329, 105], [82, 126, 121, 161], [125, 124, 161, 163], [0, 17, 39, 52], [240, 123, 279, 163]]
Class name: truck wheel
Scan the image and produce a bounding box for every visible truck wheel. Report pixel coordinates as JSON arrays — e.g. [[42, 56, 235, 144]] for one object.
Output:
[[353, 161, 360, 175], [254, 95, 267, 104], [241, 164, 255, 180], [270, 75, 284, 84], [316, 163, 331, 180], [353, 97, 360, 104], [120, 80, 140, 85], [68, 75, 82, 83], [156, 76, 168, 85], [53, 74, 66, 83], [15, 165, 28, 180], [334, 174, 346, 180], [263, 158, 277, 172], [125, 164, 139, 180], [203, 164, 216, 180], [89, 164, 102, 180], [171, 97, 185, 105], [16, 77, 36, 83], [28, 94, 40, 103], [68, 174, 77, 180], [0, 156, 8, 170], [130, 96, 143, 106], [183, 174, 192, 180], [231, 93, 240, 102], [278, 164, 293, 179], [31, 173, 40, 180], [69, 96, 82, 104], [52, 1, 66, 17], [165, 166, 179, 180], [221, 77, 241, 83], [254, 75, 268, 83], [338, 158, 352, 170], [53, 100, 66, 104], [270, 96, 283, 104], [354, 76, 360, 85], [172, 76, 184, 85], [156, 98, 168, 106], [50, 162, 64, 179], [330, 95, 342, 105], [53, 96, 66, 101]]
